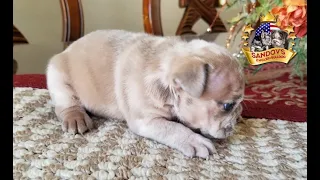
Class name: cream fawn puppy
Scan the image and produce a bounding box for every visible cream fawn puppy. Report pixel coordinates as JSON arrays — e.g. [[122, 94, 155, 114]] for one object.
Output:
[[46, 30, 245, 158]]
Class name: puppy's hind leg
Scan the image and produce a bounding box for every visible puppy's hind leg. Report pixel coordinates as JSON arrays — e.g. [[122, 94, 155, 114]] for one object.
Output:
[[46, 54, 94, 134]]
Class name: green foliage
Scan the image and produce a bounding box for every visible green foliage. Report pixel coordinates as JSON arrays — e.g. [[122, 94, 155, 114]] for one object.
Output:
[[227, 0, 283, 25], [227, 13, 248, 24], [252, 65, 264, 75], [291, 35, 307, 80]]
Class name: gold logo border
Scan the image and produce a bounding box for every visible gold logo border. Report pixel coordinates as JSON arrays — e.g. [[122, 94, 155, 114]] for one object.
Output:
[[241, 12, 297, 66]]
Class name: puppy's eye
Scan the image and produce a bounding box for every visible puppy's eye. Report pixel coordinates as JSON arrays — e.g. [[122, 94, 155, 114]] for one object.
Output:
[[223, 103, 235, 112]]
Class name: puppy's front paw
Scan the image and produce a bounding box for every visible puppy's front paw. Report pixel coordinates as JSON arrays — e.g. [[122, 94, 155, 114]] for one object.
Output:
[[179, 133, 216, 158], [61, 110, 94, 134]]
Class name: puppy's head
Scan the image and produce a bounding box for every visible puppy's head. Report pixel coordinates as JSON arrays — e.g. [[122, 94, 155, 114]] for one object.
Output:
[[271, 30, 287, 48], [168, 40, 245, 139], [261, 30, 272, 46]]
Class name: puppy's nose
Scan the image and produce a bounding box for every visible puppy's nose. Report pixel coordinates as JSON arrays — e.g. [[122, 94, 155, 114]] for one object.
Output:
[[236, 115, 244, 123], [225, 124, 233, 132]]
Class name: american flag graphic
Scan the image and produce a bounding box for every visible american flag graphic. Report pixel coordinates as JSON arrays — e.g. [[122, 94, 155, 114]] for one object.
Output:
[[255, 23, 280, 37]]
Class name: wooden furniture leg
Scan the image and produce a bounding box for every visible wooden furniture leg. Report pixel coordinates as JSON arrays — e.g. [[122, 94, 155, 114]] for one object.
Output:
[[13, 25, 28, 75], [60, 0, 84, 49], [13, 59, 18, 75], [143, 0, 163, 36]]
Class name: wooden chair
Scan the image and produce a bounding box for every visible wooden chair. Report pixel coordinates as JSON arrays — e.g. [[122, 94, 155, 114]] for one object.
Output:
[[143, 0, 227, 36], [60, 0, 84, 49]]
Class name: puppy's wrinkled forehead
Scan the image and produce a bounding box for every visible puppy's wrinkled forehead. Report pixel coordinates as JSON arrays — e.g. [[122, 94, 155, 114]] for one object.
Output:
[[169, 41, 244, 100], [201, 55, 244, 101]]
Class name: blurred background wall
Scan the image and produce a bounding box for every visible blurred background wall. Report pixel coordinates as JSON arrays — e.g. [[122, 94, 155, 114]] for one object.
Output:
[[13, 0, 242, 74]]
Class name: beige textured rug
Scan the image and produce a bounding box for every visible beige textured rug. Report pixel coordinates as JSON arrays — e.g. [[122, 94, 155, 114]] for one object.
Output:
[[13, 88, 307, 180]]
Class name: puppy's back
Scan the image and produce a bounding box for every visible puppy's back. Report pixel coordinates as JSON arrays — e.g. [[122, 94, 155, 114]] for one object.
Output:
[[47, 29, 183, 119], [47, 30, 149, 119]]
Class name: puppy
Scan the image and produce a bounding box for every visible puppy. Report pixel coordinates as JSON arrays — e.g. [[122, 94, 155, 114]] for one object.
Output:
[[250, 38, 264, 52], [46, 30, 245, 158], [260, 30, 272, 50], [271, 30, 287, 49]]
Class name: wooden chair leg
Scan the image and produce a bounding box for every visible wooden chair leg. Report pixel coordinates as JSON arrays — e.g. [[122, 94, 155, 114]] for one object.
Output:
[[142, 0, 163, 36], [13, 59, 18, 75], [60, 0, 84, 43], [13, 25, 28, 75]]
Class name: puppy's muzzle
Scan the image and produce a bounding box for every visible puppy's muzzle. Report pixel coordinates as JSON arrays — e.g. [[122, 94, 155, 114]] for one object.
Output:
[[200, 125, 234, 140], [201, 117, 241, 139]]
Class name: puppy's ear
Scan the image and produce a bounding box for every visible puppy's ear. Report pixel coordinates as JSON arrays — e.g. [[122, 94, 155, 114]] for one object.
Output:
[[281, 31, 288, 39], [170, 59, 209, 98]]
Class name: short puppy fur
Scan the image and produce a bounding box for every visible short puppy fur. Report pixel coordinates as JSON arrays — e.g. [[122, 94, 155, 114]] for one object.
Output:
[[46, 30, 245, 158]]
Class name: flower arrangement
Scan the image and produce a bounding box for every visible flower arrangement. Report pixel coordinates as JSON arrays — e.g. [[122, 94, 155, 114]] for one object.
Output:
[[222, 0, 307, 79], [271, 0, 306, 37]]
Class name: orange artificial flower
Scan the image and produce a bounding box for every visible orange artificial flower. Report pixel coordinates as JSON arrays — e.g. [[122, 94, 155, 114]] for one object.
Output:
[[271, 0, 307, 38]]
